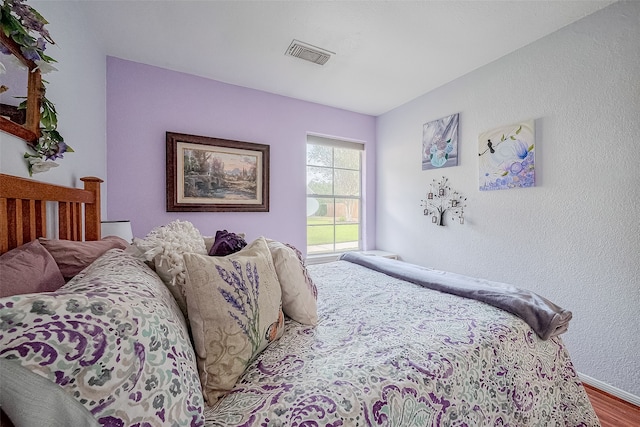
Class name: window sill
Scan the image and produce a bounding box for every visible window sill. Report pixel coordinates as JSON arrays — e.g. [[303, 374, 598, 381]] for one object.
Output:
[[305, 250, 399, 265], [305, 253, 343, 265]]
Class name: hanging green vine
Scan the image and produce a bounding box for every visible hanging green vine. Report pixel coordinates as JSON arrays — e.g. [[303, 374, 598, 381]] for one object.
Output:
[[0, 0, 73, 175]]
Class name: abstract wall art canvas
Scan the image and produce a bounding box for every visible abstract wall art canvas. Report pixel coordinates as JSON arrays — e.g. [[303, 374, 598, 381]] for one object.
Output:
[[422, 113, 459, 170], [478, 120, 535, 191]]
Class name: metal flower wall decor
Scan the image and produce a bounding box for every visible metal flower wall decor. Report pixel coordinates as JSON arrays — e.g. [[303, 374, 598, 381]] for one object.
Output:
[[0, 0, 72, 175], [421, 176, 467, 226]]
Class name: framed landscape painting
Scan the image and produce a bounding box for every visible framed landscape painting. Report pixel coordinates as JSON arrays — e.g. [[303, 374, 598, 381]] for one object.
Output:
[[166, 132, 269, 212]]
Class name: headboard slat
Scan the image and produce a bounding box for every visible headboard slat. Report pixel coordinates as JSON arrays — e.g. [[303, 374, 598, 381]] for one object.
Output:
[[7, 198, 22, 249], [23, 199, 38, 242], [58, 201, 71, 240], [74, 202, 83, 240], [0, 174, 103, 255], [0, 198, 7, 253], [35, 199, 46, 238]]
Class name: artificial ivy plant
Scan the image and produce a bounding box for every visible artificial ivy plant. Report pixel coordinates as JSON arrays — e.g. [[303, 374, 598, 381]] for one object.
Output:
[[0, 0, 72, 175]]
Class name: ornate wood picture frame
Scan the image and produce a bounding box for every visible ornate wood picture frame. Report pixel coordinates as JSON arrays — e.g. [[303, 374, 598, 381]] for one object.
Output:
[[0, 32, 42, 143], [166, 132, 270, 212]]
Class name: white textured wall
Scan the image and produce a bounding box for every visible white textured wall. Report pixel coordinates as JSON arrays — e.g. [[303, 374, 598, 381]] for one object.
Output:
[[376, 1, 640, 397], [0, 2, 106, 214]]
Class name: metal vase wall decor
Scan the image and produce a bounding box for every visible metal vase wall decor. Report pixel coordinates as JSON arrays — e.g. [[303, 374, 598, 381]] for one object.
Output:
[[421, 176, 466, 226], [478, 120, 535, 191], [422, 113, 459, 170]]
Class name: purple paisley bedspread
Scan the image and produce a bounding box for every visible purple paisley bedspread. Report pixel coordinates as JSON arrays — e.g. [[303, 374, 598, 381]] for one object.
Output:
[[204, 260, 599, 426]]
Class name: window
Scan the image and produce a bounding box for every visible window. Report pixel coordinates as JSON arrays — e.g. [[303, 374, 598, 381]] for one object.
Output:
[[306, 136, 363, 255]]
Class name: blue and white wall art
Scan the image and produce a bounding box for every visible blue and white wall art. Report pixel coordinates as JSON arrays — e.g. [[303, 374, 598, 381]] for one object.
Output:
[[422, 113, 459, 170], [478, 120, 535, 191]]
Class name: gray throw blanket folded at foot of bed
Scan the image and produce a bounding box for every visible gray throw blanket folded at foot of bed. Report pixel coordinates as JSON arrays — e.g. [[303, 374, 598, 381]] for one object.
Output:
[[340, 252, 572, 340]]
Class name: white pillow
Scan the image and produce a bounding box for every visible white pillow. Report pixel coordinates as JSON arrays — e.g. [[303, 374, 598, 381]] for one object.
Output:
[[133, 220, 207, 318], [265, 238, 318, 325]]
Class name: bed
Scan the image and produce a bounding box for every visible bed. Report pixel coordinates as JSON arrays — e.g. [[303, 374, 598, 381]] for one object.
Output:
[[0, 173, 600, 426]]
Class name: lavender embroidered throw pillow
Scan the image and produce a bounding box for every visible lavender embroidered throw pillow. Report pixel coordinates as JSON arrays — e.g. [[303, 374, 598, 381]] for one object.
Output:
[[183, 237, 284, 405]]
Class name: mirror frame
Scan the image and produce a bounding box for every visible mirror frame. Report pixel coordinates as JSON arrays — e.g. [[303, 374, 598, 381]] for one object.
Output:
[[0, 31, 41, 143]]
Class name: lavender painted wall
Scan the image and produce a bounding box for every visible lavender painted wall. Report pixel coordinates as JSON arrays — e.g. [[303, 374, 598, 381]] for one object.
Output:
[[106, 57, 376, 253]]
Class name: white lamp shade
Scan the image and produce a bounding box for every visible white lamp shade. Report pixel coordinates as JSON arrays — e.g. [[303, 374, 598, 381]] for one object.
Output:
[[101, 220, 133, 243]]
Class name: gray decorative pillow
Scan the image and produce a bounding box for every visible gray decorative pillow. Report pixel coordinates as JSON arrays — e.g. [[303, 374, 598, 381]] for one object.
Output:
[[0, 358, 100, 427], [265, 239, 318, 325]]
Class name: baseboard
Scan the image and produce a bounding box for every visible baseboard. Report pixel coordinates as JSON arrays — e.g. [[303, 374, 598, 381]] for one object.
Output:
[[578, 372, 640, 406]]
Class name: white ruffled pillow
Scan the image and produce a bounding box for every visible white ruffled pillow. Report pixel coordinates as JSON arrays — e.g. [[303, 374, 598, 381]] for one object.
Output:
[[133, 220, 207, 318]]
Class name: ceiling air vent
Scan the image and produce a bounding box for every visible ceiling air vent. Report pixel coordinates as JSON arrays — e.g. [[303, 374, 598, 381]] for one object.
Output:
[[285, 39, 334, 65]]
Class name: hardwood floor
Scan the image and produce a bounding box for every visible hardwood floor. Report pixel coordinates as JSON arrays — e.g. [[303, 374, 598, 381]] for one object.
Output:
[[584, 383, 640, 426]]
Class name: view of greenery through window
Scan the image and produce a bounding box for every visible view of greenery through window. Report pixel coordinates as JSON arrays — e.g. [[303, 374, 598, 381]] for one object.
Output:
[[306, 142, 362, 254]]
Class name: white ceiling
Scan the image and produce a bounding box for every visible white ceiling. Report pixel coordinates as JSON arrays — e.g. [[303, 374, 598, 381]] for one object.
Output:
[[77, 0, 615, 116]]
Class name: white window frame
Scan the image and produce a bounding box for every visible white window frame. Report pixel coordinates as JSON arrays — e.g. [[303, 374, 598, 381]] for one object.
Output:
[[306, 135, 364, 256]]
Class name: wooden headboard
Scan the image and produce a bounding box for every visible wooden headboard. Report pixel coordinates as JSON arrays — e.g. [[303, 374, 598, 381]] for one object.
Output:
[[0, 174, 103, 255]]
